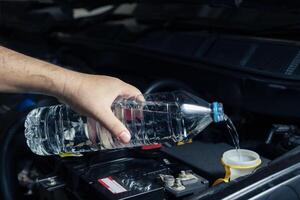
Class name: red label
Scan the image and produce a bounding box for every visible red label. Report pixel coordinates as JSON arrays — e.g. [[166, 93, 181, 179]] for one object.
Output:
[[98, 176, 127, 194], [142, 143, 162, 150]]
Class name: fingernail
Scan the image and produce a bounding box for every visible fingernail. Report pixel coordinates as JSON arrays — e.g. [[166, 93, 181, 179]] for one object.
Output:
[[118, 130, 131, 144]]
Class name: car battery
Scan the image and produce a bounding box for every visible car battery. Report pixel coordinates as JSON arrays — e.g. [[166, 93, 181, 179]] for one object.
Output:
[[56, 149, 209, 200], [82, 158, 167, 200]]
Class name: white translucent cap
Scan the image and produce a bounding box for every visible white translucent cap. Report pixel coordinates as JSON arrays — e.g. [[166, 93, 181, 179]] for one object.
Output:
[[222, 149, 261, 169]]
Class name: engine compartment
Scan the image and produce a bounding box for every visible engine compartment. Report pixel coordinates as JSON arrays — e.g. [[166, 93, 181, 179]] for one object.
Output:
[[1, 75, 300, 200], [1, 1, 300, 200], [1, 99, 300, 200]]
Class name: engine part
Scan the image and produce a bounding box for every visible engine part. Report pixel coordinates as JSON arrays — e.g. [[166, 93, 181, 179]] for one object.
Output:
[[35, 176, 67, 200], [144, 79, 196, 94], [55, 154, 170, 200], [160, 175, 175, 187], [162, 141, 270, 182], [265, 124, 297, 145], [165, 171, 208, 198], [172, 178, 185, 191], [265, 124, 300, 152]]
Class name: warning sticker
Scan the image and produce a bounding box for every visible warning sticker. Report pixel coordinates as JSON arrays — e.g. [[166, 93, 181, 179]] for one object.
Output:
[[98, 177, 127, 194]]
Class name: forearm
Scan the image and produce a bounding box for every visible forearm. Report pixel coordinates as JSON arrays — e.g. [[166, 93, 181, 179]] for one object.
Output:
[[0, 46, 78, 98], [0, 46, 140, 143]]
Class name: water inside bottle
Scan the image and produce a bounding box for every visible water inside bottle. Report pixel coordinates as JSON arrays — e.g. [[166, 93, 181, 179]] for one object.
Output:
[[224, 115, 241, 161]]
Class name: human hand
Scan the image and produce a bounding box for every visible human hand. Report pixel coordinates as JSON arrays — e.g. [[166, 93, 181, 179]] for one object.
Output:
[[57, 73, 142, 144], [0, 46, 141, 144]]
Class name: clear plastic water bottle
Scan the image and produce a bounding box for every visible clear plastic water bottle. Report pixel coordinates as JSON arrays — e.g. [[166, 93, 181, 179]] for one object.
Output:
[[24, 91, 225, 156]]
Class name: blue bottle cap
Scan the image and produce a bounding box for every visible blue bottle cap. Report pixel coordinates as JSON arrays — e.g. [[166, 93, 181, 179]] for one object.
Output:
[[212, 102, 225, 123]]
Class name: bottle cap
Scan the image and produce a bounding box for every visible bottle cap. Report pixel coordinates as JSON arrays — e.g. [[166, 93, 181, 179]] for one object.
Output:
[[212, 102, 225, 123]]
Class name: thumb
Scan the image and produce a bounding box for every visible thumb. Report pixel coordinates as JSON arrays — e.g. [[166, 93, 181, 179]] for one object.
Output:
[[95, 109, 131, 144]]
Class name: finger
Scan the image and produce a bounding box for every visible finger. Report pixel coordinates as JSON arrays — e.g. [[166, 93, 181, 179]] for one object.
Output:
[[94, 108, 131, 144], [123, 84, 142, 96], [123, 84, 145, 102], [136, 93, 146, 103]]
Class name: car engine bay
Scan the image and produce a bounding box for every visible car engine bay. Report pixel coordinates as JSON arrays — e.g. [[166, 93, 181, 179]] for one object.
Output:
[[1, 1, 300, 200]]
